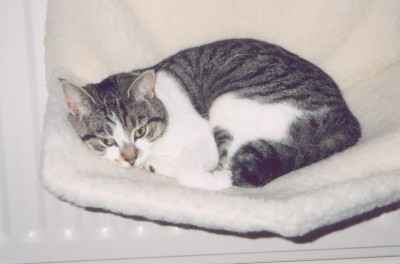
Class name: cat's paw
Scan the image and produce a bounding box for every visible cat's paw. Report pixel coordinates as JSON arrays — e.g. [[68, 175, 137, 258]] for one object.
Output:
[[177, 170, 232, 191], [148, 164, 156, 173], [137, 161, 157, 173], [211, 170, 232, 190]]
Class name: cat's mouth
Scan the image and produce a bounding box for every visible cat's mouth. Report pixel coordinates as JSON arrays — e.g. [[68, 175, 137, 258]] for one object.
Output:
[[112, 159, 156, 173], [104, 150, 156, 173], [112, 158, 132, 168], [102, 146, 136, 168]]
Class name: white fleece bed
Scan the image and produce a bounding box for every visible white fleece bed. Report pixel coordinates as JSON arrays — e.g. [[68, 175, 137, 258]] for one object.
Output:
[[42, 0, 400, 237]]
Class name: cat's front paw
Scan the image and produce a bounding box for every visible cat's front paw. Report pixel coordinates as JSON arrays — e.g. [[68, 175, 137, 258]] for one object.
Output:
[[210, 170, 232, 190], [177, 170, 232, 191], [139, 162, 156, 173], [148, 164, 156, 173]]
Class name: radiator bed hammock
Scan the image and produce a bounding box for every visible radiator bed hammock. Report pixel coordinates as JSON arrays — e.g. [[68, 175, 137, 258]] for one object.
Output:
[[42, 0, 400, 238]]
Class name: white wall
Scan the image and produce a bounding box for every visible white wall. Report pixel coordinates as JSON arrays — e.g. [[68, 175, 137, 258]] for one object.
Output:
[[0, 1, 399, 263], [0, 0, 48, 241]]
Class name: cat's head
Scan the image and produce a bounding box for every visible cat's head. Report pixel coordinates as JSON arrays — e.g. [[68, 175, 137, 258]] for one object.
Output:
[[60, 70, 168, 168]]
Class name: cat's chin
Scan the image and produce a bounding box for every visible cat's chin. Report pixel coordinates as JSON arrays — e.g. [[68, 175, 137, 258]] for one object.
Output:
[[102, 156, 132, 168], [101, 146, 132, 168], [114, 161, 131, 168], [107, 158, 153, 171]]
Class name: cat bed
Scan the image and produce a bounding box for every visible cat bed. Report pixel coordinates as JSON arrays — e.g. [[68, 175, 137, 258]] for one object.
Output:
[[41, 0, 400, 237]]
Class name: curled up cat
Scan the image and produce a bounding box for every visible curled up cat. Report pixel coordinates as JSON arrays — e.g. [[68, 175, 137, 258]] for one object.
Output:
[[60, 39, 361, 191]]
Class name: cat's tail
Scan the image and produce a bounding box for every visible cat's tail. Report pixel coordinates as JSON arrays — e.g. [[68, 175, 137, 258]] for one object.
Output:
[[231, 107, 361, 187]]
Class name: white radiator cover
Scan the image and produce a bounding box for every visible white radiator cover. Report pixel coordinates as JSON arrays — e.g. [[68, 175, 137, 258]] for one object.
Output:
[[0, 0, 399, 263]]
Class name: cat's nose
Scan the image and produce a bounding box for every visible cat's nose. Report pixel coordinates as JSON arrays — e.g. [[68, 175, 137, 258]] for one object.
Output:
[[121, 145, 138, 165]]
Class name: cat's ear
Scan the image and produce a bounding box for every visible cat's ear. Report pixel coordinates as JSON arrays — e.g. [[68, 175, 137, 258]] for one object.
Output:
[[59, 78, 95, 117], [127, 70, 156, 99]]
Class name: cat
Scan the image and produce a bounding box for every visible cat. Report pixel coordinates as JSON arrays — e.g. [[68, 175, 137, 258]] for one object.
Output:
[[60, 38, 361, 190]]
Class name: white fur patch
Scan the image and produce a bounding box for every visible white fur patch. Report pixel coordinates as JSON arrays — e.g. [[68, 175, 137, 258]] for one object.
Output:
[[109, 112, 130, 147], [209, 94, 303, 157], [134, 138, 152, 167], [147, 72, 303, 190], [148, 71, 223, 189]]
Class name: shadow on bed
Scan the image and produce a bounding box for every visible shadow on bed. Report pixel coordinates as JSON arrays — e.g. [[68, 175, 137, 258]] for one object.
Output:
[[84, 200, 400, 243]]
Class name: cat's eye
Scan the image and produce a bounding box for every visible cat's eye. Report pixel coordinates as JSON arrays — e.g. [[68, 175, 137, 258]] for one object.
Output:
[[87, 140, 106, 153], [134, 126, 147, 140], [103, 123, 114, 136], [102, 138, 115, 146]]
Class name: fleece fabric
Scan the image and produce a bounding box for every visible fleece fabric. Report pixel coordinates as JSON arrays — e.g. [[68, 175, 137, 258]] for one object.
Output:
[[42, 0, 400, 237]]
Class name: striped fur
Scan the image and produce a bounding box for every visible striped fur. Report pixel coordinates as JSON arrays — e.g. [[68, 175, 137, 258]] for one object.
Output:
[[154, 39, 361, 187], [63, 38, 361, 188]]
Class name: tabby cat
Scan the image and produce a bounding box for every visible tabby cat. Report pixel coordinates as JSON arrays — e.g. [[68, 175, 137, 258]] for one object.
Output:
[[61, 39, 361, 190]]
